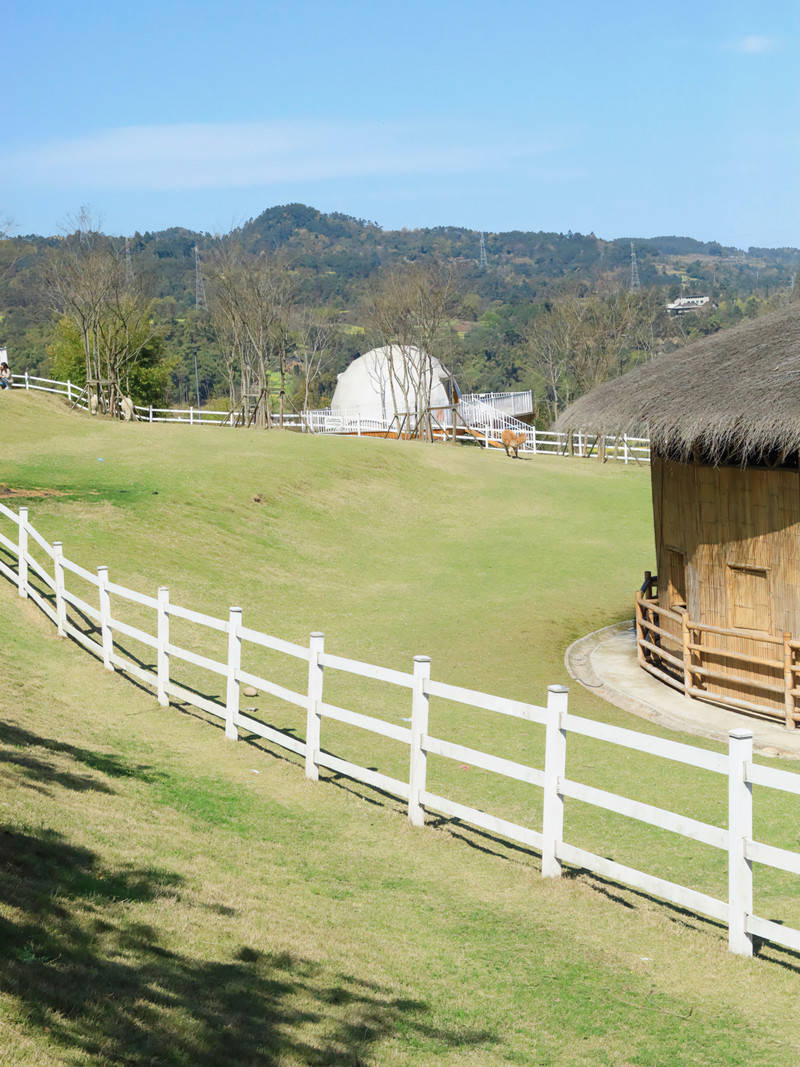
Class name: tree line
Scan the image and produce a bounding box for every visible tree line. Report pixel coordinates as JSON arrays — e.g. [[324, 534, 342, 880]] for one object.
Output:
[[2, 206, 797, 426]]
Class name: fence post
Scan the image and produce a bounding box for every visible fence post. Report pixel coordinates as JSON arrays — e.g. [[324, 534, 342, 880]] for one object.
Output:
[[17, 507, 28, 598], [542, 684, 569, 877], [681, 611, 692, 694], [225, 607, 242, 741], [25, 371, 29, 391], [728, 728, 753, 957], [305, 632, 325, 781], [783, 633, 794, 730], [157, 586, 170, 706], [623, 433, 629, 464], [97, 566, 113, 671], [149, 404, 153, 423], [408, 655, 431, 826], [67, 379, 72, 403], [531, 425, 537, 455], [52, 541, 67, 636]]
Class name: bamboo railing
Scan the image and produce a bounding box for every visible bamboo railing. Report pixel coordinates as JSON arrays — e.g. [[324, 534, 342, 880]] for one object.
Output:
[[635, 573, 799, 729]]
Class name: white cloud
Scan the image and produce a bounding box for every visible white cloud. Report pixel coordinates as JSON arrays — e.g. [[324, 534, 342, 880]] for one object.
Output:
[[4, 119, 545, 192], [729, 35, 777, 54]]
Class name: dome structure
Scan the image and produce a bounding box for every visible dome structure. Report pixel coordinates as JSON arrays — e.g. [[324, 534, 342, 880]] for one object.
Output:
[[331, 345, 457, 419]]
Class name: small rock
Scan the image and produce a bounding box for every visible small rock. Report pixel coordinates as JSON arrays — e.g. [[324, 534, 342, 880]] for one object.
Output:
[[243, 685, 258, 697]]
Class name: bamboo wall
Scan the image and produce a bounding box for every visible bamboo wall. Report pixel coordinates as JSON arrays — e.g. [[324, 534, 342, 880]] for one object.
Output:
[[651, 456, 800, 715]]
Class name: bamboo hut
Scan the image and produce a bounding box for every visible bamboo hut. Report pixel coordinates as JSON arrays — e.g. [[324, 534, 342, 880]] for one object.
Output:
[[557, 302, 800, 727]]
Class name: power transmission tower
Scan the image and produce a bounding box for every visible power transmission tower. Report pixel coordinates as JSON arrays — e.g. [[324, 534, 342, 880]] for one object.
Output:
[[124, 237, 135, 286], [629, 242, 641, 291], [194, 245, 207, 310], [479, 232, 488, 270]]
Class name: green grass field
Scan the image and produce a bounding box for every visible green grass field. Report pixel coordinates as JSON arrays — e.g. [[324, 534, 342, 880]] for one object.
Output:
[[2, 392, 800, 1065]]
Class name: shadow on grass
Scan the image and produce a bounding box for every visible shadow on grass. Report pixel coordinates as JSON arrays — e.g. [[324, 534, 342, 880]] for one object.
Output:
[[0, 731, 496, 1064], [0, 720, 160, 798], [0, 827, 494, 1064]]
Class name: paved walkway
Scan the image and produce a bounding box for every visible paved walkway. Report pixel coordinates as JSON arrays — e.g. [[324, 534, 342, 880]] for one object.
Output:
[[565, 622, 800, 760]]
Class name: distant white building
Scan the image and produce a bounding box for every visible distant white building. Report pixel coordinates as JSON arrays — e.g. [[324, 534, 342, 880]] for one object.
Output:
[[666, 296, 710, 314], [331, 345, 458, 421]]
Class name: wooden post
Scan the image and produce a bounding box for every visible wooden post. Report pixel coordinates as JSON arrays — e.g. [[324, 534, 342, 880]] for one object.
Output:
[[52, 541, 66, 636], [305, 632, 324, 781], [157, 586, 170, 706], [727, 729, 753, 957], [783, 632, 794, 730], [691, 621, 703, 694], [97, 566, 113, 671], [408, 655, 431, 826], [225, 607, 242, 741], [597, 435, 606, 463], [635, 591, 645, 667], [17, 507, 28, 599], [542, 684, 568, 878], [567, 431, 574, 457], [681, 610, 692, 694]]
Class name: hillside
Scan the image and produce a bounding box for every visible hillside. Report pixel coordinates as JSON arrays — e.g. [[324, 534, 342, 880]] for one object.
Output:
[[3, 393, 800, 1063]]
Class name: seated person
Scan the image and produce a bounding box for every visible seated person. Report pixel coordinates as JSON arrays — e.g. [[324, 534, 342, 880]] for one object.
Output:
[[0, 363, 11, 390]]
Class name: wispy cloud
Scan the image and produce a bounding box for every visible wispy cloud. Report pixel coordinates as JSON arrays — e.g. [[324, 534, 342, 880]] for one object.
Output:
[[4, 119, 549, 192], [728, 34, 778, 54]]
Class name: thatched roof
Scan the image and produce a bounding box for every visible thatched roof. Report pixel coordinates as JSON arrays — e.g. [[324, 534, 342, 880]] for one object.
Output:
[[555, 302, 800, 463]]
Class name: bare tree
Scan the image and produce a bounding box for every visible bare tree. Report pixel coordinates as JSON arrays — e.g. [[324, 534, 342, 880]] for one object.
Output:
[[205, 244, 294, 427], [43, 209, 154, 414], [365, 261, 459, 439], [295, 310, 335, 410]]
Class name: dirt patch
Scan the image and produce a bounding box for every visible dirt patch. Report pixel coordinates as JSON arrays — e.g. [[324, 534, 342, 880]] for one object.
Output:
[[0, 485, 65, 498]]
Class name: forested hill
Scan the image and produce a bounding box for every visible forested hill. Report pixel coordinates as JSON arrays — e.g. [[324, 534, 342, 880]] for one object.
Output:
[[9, 203, 797, 316], [1, 202, 798, 415]]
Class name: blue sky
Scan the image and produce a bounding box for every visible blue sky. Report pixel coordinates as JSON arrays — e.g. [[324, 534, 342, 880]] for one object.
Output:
[[3, 1, 797, 246]]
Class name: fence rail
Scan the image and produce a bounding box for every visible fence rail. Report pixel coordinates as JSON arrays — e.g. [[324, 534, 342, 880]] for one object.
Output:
[[0, 502, 798, 958], [636, 572, 800, 727], [10, 373, 650, 463]]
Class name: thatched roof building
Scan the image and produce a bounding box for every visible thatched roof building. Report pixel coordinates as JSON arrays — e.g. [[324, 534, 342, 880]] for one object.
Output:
[[557, 302, 800, 728], [556, 302, 800, 466]]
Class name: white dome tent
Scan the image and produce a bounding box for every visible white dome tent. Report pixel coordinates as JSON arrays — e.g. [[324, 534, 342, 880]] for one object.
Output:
[[331, 345, 458, 433]]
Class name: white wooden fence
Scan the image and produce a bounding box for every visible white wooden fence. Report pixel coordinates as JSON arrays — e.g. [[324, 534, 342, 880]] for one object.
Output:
[[10, 373, 650, 463], [2, 501, 799, 959]]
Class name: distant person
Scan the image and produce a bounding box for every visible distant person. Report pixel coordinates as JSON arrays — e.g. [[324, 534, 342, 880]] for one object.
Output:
[[0, 363, 11, 390]]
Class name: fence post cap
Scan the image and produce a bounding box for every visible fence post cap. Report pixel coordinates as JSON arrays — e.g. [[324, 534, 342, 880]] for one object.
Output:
[[414, 655, 431, 664], [729, 728, 753, 740], [97, 564, 109, 574], [53, 540, 63, 548], [229, 606, 242, 615], [309, 631, 324, 639], [548, 684, 569, 694]]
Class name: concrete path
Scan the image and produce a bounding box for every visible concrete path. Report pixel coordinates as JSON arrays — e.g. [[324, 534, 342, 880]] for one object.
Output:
[[565, 622, 800, 760]]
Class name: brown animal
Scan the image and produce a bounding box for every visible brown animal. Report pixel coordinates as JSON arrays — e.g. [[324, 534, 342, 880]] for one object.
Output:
[[501, 428, 526, 458]]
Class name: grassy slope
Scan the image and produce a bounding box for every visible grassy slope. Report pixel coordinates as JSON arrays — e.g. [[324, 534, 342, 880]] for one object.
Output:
[[1, 393, 799, 1065]]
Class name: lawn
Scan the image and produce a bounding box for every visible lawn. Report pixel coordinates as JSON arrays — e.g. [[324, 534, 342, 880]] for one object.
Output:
[[2, 391, 800, 1065]]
